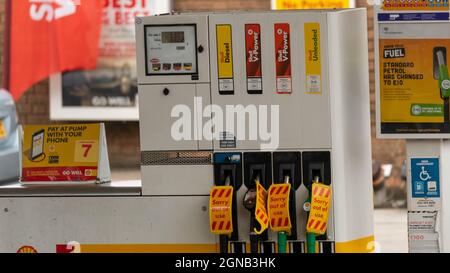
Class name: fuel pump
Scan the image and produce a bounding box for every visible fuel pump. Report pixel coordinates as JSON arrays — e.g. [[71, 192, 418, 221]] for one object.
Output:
[[211, 153, 243, 253], [273, 152, 301, 253], [133, 9, 374, 254], [434, 48, 450, 123], [243, 152, 273, 253]]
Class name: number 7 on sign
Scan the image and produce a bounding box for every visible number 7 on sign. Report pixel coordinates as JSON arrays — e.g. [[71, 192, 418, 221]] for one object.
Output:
[[74, 140, 99, 163], [82, 143, 92, 157]]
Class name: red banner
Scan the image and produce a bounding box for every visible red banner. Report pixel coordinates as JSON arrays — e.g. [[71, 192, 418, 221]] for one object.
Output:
[[245, 24, 263, 94], [22, 166, 97, 182], [7, 0, 103, 101], [274, 23, 292, 94]]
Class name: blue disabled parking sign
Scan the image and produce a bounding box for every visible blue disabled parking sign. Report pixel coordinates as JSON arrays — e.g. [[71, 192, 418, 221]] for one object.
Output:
[[411, 158, 440, 199]]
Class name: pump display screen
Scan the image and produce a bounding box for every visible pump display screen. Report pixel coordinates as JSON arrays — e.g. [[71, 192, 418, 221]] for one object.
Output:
[[145, 25, 197, 75], [162, 31, 185, 44]]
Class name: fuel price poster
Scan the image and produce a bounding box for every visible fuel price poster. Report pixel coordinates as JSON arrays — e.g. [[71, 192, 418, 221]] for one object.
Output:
[[379, 38, 450, 135], [21, 123, 110, 184]]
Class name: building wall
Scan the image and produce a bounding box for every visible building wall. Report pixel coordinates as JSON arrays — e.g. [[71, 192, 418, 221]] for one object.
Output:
[[0, 0, 406, 176]]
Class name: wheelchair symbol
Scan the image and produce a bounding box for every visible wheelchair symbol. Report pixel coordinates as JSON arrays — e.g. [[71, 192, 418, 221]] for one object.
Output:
[[420, 166, 431, 181]]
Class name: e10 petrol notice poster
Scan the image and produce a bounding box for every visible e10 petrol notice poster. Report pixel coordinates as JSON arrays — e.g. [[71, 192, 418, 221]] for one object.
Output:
[[378, 24, 450, 136]]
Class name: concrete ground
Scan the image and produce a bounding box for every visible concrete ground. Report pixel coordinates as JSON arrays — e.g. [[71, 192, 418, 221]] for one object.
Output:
[[374, 209, 408, 253], [111, 168, 409, 253]]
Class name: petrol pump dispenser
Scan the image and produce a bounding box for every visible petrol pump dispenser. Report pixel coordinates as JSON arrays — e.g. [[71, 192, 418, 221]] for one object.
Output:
[[243, 152, 273, 253], [211, 153, 243, 253], [135, 8, 374, 253], [302, 152, 332, 253], [272, 152, 301, 253]]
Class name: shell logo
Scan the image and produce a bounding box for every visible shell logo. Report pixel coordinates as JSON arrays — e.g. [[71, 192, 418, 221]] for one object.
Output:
[[17, 246, 38, 253]]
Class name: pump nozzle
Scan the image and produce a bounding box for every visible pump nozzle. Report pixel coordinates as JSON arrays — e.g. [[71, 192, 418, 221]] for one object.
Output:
[[244, 171, 263, 253]]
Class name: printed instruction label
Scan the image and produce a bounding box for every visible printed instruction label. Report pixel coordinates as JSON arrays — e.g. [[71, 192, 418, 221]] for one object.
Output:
[[219, 131, 236, 149], [410, 157, 441, 211], [408, 211, 440, 253]]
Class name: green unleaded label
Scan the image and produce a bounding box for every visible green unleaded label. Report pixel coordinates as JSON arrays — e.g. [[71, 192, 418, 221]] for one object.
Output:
[[410, 104, 444, 117]]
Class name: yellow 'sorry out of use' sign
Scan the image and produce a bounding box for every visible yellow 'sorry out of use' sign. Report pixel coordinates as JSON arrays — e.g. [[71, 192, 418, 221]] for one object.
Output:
[[307, 183, 332, 235], [209, 185, 234, 235]]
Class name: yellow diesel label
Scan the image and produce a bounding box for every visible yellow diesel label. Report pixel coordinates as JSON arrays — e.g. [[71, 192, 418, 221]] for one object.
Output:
[[216, 24, 234, 95], [304, 23, 322, 94]]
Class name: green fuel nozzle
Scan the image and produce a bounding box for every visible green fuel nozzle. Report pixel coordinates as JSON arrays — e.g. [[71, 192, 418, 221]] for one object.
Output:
[[305, 176, 320, 253], [437, 50, 450, 99], [276, 175, 291, 254]]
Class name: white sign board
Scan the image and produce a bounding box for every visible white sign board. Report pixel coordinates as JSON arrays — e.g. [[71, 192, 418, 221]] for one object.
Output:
[[50, 0, 172, 121], [408, 211, 440, 253]]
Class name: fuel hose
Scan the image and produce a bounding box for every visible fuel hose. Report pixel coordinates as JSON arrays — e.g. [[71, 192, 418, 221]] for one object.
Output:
[[306, 176, 320, 253]]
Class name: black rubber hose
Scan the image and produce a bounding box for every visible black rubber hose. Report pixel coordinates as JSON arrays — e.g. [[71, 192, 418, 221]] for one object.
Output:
[[219, 235, 228, 253], [445, 98, 449, 124]]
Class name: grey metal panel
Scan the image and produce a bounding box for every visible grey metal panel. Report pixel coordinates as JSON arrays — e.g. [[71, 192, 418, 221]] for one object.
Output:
[[141, 165, 213, 196], [0, 180, 142, 197], [209, 12, 332, 151], [327, 9, 374, 243], [139, 84, 198, 151], [0, 196, 213, 253], [196, 83, 214, 150]]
